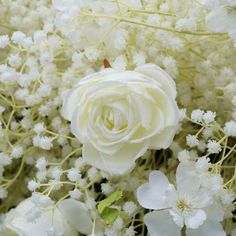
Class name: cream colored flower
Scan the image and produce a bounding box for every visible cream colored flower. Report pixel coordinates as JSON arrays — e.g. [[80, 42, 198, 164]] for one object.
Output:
[[62, 64, 179, 175]]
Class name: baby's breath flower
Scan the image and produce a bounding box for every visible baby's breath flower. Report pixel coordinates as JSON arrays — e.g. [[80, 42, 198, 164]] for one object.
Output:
[[101, 183, 114, 195], [186, 135, 199, 147], [224, 121, 236, 137], [69, 189, 82, 200], [0, 188, 8, 199], [207, 140, 222, 154], [191, 109, 204, 123], [36, 157, 47, 171], [11, 146, 23, 159], [123, 201, 138, 217], [33, 122, 46, 134], [0, 35, 9, 48], [67, 168, 81, 182], [203, 111, 216, 124], [27, 180, 40, 192]]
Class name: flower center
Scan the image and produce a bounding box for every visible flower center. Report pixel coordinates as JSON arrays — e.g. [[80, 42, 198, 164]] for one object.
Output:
[[176, 199, 192, 213], [102, 107, 127, 131]]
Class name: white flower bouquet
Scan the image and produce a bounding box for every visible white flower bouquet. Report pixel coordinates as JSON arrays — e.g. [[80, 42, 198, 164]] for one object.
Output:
[[0, 0, 235, 235]]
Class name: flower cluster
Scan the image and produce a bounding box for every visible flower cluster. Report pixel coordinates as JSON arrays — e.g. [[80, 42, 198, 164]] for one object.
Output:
[[137, 159, 234, 236], [0, 0, 235, 235]]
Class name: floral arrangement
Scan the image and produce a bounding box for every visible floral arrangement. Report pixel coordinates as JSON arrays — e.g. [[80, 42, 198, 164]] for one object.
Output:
[[0, 0, 235, 235]]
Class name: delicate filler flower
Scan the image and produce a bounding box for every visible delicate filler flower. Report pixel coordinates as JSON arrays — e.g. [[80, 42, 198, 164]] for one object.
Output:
[[62, 64, 179, 175], [2, 197, 93, 235], [137, 161, 227, 236]]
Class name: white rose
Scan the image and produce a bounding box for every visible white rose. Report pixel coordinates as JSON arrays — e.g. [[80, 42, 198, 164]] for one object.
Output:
[[62, 64, 179, 175], [2, 198, 92, 235]]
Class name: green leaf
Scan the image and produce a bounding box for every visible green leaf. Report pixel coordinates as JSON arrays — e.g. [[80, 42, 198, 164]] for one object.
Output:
[[100, 207, 126, 225], [97, 190, 122, 214]]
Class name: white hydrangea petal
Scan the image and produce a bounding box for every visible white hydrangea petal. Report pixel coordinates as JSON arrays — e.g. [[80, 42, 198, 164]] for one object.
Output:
[[169, 210, 184, 228], [58, 198, 92, 234], [137, 171, 170, 209], [204, 202, 225, 222], [83, 142, 149, 175], [185, 209, 206, 229], [135, 64, 177, 99], [186, 220, 226, 236], [144, 210, 181, 236], [176, 162, 201, 195]]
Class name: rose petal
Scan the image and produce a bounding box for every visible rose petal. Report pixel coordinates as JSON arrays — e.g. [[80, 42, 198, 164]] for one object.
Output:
[[83, 141, 149, 175], [135, 64, 177, 99]]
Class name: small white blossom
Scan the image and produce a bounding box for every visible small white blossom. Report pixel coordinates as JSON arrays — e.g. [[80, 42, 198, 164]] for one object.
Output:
[[101, 183, 114, 195], [0, 35, 9, 48], [8, 54, 22, 68], [67, 168, 81, 182], [50, 167, 62, 180], [87, 167, 98, 180], [186, 135, 199, 147], [113, 217, 124, 230], [202, 127, 214, 139], [84, 47, 100, 61], [28, 180, 40, 192], [33, 136, 53, 150], [191, 109, 204, 123], [124, 226, 136, 236], [112, 55, 127, 71], [74, 158, 86, 170], [195, 157, 211, 171], [202, 111, 216, 124], [0, 187, 8, 199], [69, 188, 82, 200], [34, 122, 46, 134], [179, 108, 186, 121], [11, 146, 23, 159], [36, 170, 47, 182], [11, 31, 26, 44], [177, 150, 190, 162], [36, 157, 47, 171], [224, 121, 236, 137], [207, 140, 222, 154], [133, 51, 146, 66], [123, 201, 138, 217], [0, 105, 5, 114]]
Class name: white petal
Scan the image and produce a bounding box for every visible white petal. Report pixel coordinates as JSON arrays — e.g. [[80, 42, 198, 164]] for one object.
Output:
[[130, 106, 165, 143], [61, 68, 115, 121], [150, 126, 177, 149], [176, 162, 201, 195], [135, 64, 177, 99], [186, 220, 226, 236], [204, 202, 225, 222], [144, 210, 181, 236], [137, 171, 170, 209], [58, 198, 92, 234], [206, 8, 231, 33], [3, 199, 76, 236], [169, 210, 184, 228], [83, 142, 149, 175], [185, 209, 206, 229]]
